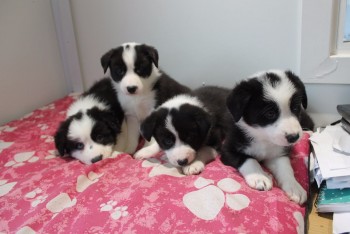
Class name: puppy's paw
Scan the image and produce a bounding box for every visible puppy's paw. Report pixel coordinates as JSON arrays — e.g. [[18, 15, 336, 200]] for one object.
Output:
[[182, 160, 205, 175], [245, 173, 273, 191], [281, 180, 307, 204], [133, 148, 153, 160]]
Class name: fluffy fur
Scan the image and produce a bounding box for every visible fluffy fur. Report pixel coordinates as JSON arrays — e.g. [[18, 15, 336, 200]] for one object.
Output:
[[134, 86, 232, 175], [101, 42, 190, 154], [221, 70, 314, 204], [54, 78, 125, 165]]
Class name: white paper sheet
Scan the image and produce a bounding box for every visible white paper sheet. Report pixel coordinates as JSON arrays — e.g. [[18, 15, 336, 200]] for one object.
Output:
[[310, 125, 350, 180], [333, 212, 350, 234]]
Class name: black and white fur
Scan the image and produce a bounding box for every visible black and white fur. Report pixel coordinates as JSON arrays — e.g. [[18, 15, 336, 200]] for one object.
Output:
[[101, 42, 190, 154], [54, 78, 125, 165], [221, 70, 314, 204], [134, 86, 232, 175]]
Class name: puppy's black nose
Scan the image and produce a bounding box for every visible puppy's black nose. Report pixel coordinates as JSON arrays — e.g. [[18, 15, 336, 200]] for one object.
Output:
[[177, 159, 188, 166], [91, 155, 103, 163], [127, 86, 137, 94], [286, 133, 299, 144]]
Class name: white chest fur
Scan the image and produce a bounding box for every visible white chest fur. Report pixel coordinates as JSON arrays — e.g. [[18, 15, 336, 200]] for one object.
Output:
[[244, 138, 286, 162], [117, 91, 156, 121]]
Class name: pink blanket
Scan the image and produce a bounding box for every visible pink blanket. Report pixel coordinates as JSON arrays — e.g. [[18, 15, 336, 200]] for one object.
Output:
[[0, 95, 310, 233]]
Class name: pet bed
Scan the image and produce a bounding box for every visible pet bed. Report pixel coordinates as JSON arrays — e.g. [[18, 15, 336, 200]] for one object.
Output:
[[0, 94, 310, 233]]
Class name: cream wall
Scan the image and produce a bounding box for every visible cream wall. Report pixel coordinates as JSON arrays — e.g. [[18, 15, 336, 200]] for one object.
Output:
[[69, 0, 350, 127], [0, 0, 68, 125]]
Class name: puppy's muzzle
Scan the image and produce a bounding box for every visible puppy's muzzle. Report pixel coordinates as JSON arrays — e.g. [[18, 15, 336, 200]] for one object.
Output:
[[91, 155, 103, 163], [177, 158, 188, 166], [126, 86, 138, 94]]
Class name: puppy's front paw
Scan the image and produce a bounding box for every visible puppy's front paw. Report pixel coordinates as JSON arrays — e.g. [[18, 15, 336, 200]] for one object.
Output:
[[281, 180, 307, 204], [133, 148, 153, 160], [182, 161, 205, 175], [245, 173, 273, 191]]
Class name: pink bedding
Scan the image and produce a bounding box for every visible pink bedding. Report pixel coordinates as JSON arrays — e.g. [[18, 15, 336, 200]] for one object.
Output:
[[0, 94, 310, 233]]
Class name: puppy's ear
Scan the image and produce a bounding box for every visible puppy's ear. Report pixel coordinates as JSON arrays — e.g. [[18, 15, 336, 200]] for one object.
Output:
[[226, 80, 253, 122], [140, 112, 158, 141], [101, 49, 114, 74], [195, 110, 212, 139], [102, 112, 122, 135], [89, 108, 122, 135], [141, 108, 168, 141], [142, 44, 159, 68], [285, 70, 308, 109], [54, 120, 70, 156]]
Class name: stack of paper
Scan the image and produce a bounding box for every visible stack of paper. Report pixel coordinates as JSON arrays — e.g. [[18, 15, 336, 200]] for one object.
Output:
[[310, 124, 350, 189]]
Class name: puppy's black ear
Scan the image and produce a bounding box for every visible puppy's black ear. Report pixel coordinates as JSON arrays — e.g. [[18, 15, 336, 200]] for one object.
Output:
[[141, 108, 168, 141], [140, 112, 158, 141], [88, 108, 122, 135], [226, 80, 253, 122], [142, 44, 159, 68], [195, 110, 212, 139], [285, 70, 308, 109], [101, 49, 114, 74], [102, 112, 122, 135], [54, 120, 70, 156]]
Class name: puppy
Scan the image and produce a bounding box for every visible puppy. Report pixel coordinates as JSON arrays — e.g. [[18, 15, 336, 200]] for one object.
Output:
[[54, 78, 125, 165], [134, 86, 232, 175], [101, 42, 190, 154], [221, 70, 314, 204]]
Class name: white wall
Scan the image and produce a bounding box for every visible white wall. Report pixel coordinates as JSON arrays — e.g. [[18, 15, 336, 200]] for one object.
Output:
[[70, 0, 350, 127], [0, 0, 68, 125]]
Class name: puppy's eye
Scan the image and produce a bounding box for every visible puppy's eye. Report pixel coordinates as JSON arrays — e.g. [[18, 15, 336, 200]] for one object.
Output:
[[162, 138, 174, 148], [265, 110, 276, 120], [114, 67, 125, 76], [75, 142, 84, 150], [96, 135, 104, 143], [134, 67, 145, 75]]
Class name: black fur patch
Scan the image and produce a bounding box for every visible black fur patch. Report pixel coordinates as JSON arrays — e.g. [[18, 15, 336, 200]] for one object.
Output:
[[100, 47, 126, 82], [221, 70, 314, 170], [142, 86, 232, 153], [87, 107, 121, 145], [54, 78, 124, 161]]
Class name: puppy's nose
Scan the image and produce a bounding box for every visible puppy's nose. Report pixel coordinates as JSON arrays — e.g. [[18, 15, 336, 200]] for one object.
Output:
[[177, 159, 188, 166], [286, 133, 300, 144], [91, 155, 103, 163], [127, 86, 137, 94]]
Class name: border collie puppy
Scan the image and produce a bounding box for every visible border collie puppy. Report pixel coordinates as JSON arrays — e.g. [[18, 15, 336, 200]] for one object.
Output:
[[221, 70, 314, 204], [101, 43, 191, 154], [134, 86, 232, 175], [54, 78, 125, 165]]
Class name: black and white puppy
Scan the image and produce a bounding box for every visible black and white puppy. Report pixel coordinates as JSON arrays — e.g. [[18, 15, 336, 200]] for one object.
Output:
[[101, 42, 190, 154], [54, 78, 125, 165], [134, 86, 232, 175], [221, 70, 314, 204]]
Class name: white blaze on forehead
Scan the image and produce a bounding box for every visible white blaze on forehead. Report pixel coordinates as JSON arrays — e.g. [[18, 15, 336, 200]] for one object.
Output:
[[68, 114, 94, 142], [122, 43, 139, 70], [260, 72, 296, 113], [122, 42, 141, 48], [250, 69, 285, 79], [165, 115, 178, 138], [160, 94, 203, 110], [67, 95, 107, 117]]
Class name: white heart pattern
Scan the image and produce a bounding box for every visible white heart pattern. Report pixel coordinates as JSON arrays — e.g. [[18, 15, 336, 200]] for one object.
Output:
[[14, 152, 35, 162], [76, 172, 103, 193], [46, 193, 77, 213], [183, 185, 225, 220], [183, 177, 251, 220], [226, 194, 250, 211], [0, 181, 17, 197]]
